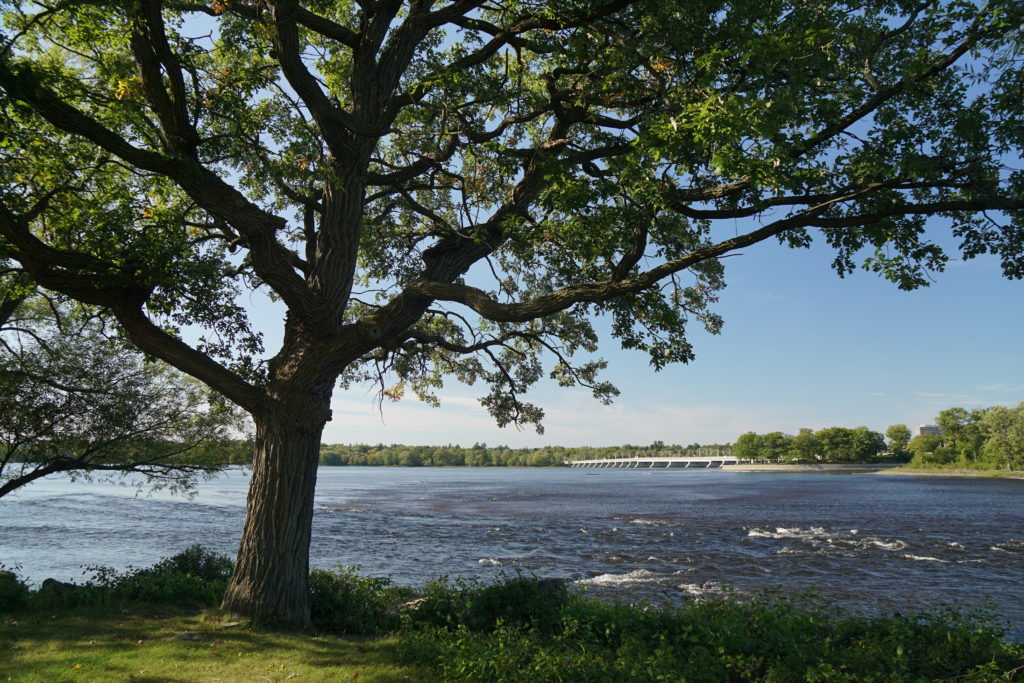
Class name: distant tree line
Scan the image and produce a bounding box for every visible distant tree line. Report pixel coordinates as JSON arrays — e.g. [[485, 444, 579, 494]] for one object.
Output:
[[731, 427, 888, 463], [318, 441, 732, 467], [896, 403, 1024, 471]]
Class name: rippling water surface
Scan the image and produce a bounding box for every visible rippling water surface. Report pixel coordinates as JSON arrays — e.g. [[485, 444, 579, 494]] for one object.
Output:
[[2, 467, 1022, 638]]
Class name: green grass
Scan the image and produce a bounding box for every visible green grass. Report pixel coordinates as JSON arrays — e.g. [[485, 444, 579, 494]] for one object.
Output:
[[2, 551, 1022, 682], [0, 605, 428, 682], [891, 463, 1024, 478]]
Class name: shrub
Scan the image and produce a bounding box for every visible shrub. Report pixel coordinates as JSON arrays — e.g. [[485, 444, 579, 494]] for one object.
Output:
[[309, 565, 412, 635], [0, 568, 30, 612], [30, 545, 233, 610], [103, 545, 233, 607], [406, 573, 569, 634]]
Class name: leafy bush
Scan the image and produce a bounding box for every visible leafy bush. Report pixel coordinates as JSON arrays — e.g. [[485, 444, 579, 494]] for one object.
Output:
[[0, 568, 30, 612], [309, 565, 412, 635], [101, 545, 233, 607], [30, 545, 233, 610], [407, 573, 568, 634], [399, 589, 1024, 682]]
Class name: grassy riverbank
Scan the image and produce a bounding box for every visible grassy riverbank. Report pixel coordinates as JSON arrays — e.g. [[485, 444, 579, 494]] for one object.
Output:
[[722, 462, 1024, 479], [2, 548, 1022, 681], [722, 463, 900, 473], [880, 465, 1024, 479]]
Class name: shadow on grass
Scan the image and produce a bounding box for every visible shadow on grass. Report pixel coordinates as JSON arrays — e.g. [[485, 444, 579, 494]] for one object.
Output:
[[0, 605, 424, 682]]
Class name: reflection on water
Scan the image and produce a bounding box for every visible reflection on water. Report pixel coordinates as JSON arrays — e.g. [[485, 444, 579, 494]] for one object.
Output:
[[1, 467, 1022, 639]]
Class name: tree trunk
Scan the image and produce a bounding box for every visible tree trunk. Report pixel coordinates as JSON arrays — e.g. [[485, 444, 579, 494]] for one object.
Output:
[[221, 395, 327, 629]]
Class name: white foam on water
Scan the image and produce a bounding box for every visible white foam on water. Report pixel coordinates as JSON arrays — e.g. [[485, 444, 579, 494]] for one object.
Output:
[[578, 569, 663, 586], [866, 539, 908, 551], [478, 558, 502, 566], [992, 541, 1024, 554], [630, 518, 666, 526], [902, 554, 946, 562], [749, 526, 913, 556], [677, 581, 723, 597], [748, 526, 827, 540]]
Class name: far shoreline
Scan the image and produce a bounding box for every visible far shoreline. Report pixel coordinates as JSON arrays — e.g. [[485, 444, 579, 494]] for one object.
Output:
[[722, 463, 898, 473], [722, 463, 1024, 479]]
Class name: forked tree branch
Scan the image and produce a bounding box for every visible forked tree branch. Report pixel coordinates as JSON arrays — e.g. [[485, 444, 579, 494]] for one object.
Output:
[[404, 192, 1024, 323]]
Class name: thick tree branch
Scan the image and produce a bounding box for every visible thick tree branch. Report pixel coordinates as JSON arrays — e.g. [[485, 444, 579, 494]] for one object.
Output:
[[674, 179, 978, 220], [0, 294, 26, 327], [806, 198, 1024, 228], [131, 0, 199, 156], [107, 303, 262, 415], [402, 328, 539, 355], [611, 221, 648, 281], [672, 21, 992, 211], [0, 200, 261, 413], [793, 22, 988, 159], [365, 133, 459, 186], [405, 189, 1021, 323], [175, 1, 360, 48], [0, 61, 323, 324], [270, 1, 364, 150]]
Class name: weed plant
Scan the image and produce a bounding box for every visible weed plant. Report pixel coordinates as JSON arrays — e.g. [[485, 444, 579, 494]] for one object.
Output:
[[398, 579, 1024, 682]]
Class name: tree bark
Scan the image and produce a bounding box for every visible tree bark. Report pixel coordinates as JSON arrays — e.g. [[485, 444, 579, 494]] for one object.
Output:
[[221, 392, 328, 629]]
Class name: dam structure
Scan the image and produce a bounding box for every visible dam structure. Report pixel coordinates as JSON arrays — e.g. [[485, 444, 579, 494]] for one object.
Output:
[[565, 456, 739, 468]]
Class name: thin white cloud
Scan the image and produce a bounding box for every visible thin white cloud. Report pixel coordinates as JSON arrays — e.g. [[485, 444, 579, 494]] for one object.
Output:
[[326, 393, 499, 445], [978, 383, 1024, 393], [326, 386, 803, 447]]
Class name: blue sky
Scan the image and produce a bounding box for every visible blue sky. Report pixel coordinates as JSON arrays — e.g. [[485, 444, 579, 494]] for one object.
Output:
[[315, 233, 1024, 448]]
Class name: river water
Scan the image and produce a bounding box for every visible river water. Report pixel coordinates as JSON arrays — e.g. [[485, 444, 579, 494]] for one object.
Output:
[[2, 467, 1022, 639]]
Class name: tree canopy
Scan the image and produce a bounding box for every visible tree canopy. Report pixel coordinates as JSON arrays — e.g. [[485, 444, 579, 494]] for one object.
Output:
[[908, 402, 1024, 470], [733, 426, 887, 462], [0, 291, 248, 498], [1, 0, 1021, 627]]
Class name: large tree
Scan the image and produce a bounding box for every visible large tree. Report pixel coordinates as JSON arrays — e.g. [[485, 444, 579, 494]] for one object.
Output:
[[980, 402, 1024, 471], [885, 423, 912, 459], [935, 406, 986, 461], [1, 0, 1021, 627]]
